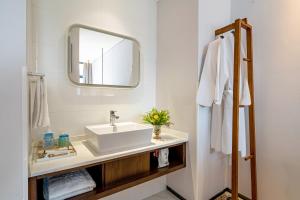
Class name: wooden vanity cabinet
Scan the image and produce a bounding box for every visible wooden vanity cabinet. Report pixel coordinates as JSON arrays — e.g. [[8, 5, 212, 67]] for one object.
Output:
[[28, 142, 186, 200]]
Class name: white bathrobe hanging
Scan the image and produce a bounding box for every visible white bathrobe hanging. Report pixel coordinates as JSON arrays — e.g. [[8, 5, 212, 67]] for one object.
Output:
[[196, 38, 222, 106], [196, 38, 224, 153], [218, 33, 250, 157], [197, 33, 251, 157]]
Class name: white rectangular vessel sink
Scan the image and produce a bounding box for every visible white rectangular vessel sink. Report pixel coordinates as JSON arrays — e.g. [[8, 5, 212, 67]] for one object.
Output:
[[85, 122, 153, 154]]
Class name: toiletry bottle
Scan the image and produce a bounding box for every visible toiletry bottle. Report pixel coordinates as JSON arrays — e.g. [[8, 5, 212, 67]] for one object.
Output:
[[58, 133, 70, 147], [43, 132, 54, 148]]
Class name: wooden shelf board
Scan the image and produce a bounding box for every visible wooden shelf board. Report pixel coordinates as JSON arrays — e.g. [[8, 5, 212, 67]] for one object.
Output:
[[68, 162, 185, 200]]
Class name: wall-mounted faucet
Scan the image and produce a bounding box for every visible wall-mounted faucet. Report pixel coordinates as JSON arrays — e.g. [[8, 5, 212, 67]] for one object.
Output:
[[110, 110, 119, 126]]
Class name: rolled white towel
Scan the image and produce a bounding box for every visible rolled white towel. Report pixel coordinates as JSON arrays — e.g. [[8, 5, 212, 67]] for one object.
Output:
[[158, 148, 169, 168]]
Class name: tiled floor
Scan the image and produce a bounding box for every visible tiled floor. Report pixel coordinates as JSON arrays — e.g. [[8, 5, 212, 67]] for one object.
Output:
[[143, 190, 179, 200]]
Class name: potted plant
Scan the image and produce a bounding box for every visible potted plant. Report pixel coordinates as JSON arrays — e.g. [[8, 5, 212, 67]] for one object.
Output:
[[143, 108, 172, 139]]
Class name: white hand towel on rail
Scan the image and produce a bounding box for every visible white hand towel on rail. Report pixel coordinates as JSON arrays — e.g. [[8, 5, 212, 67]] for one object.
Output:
[[83, 63, 93, 84], [38, 78, 50, 127], [29, 75, 50, 129]]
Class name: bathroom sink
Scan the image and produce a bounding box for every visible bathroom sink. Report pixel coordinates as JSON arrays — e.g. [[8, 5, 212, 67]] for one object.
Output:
[[85, 122, 153, 154]]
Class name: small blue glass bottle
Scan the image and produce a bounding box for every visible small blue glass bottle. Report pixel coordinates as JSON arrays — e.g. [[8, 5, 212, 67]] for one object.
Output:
[[43, 132, 54, 148], [58, 133, 70, 147]]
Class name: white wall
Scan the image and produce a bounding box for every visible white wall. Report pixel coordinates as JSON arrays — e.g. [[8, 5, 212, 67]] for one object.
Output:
[[197, 0, 233, 199], [30, 0, 165, 199], [0, 0, 27, 199], [103, 40, 135, 85], [156, 0, 198, 199], [231, 0, 300, 199], [31, 0, 157, 138]]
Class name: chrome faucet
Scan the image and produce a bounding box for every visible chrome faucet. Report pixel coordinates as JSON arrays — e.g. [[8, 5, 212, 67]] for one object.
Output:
[[110, 110, 119, 126]]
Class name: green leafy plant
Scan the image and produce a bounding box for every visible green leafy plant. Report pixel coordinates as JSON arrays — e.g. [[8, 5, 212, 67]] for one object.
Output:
[[143, 108, 172, 127]]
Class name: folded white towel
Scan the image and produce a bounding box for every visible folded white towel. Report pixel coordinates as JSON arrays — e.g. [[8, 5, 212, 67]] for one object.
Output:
[[29, 76, 50, 129], [49, 187, 94, 200], [44, 169, 96, 200]]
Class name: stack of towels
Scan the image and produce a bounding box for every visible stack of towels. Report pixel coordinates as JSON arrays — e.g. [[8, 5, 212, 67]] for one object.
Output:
[[43, 170, 96, 200]]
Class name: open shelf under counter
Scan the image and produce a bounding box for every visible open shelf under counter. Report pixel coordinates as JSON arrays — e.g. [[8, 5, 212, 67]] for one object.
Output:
[[28, 129, 188, 200]]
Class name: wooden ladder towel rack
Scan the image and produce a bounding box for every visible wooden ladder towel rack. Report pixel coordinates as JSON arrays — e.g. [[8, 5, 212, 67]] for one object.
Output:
[[215, 18, 257, 200]]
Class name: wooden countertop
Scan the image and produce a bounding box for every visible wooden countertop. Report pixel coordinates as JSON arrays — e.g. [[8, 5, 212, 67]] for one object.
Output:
[[29, 128, 188, 177]]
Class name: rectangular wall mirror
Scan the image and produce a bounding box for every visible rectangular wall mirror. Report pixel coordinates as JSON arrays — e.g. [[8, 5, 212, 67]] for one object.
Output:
[[68, 25, 140, 88]]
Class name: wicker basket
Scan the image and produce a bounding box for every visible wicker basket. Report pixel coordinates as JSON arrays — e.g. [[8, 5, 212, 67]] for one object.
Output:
[[210, 188, 250, 200]]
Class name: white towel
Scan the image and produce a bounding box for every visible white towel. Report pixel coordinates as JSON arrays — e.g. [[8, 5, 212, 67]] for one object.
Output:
[[158, 148, 169, 168], [29, 75, 50, 129], [83, 63, 93, 84], [44, 170, 96, 200], [38, 78, 50, 127]]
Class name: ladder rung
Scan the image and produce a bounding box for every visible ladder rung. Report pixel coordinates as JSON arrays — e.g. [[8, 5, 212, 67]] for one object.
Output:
[[244, 155, 254, 161], [243, 58, 252, 62], [239, 105, 246, 108]]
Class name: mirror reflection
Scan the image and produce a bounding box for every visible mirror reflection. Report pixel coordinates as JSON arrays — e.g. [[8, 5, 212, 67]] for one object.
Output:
[[68, 25, 140, 87]]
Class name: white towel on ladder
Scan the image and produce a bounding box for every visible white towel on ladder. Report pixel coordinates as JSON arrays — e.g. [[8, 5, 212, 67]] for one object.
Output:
[[29, 75, 50, 129]]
